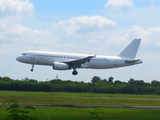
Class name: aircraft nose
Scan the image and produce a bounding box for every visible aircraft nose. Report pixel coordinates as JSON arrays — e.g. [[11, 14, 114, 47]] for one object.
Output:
[[16, 56, 22, 62]]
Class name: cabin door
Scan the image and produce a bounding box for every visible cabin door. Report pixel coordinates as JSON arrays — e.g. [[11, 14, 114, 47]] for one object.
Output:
[[31, 53, 35, 59]]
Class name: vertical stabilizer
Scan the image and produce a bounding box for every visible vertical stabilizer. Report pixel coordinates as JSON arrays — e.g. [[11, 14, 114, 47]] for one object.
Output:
[[118, 39, 141, 59]]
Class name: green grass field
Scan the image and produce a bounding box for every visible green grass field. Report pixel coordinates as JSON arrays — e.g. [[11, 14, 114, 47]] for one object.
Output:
[[1, 91, 160, 120], [1, 107, 160, 120], [1, 91, 160, 99], [0, 91, 160, 106]]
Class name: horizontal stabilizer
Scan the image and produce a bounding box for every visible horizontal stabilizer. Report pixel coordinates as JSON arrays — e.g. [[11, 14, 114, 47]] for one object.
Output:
[[125, 59, 142, 64], [118, 39, 141, 59]]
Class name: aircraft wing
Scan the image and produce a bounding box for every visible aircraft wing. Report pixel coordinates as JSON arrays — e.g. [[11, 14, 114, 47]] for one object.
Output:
[[64, 55, 96, 68]]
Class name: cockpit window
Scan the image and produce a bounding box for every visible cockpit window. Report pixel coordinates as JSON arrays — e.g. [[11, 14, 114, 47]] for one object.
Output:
[[21, 53, 27, 55]]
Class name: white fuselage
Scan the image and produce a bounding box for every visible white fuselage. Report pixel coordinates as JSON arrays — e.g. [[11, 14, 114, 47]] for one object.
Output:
[[16, 51, 141, 69], [16, 39, 142, 75]]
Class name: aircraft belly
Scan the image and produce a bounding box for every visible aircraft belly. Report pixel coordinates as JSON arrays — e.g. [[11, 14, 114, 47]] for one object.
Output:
[[87, 61, 115, 69], [38, 58, 53, 65]]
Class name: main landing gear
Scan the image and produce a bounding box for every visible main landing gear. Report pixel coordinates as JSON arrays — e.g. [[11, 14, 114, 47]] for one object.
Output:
[[72, 68, 78, 75], [31, 64, 34, 72]]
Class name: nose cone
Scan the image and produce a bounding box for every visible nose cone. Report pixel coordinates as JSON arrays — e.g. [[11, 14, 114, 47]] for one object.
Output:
[[16, 56, 22, 62]]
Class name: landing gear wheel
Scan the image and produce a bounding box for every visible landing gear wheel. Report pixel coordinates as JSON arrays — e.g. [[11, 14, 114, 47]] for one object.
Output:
[[30, 64, 34, 72], [72, 70, 78, 75]]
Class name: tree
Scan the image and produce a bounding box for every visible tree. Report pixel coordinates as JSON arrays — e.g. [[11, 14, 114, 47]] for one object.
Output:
[[50, 79, 62, 84], [23, 77, 29, 81], [2, 77, 12, 81], [2, 96, 39, 120], [29, 79, 38, 83], [151, 80, 160, 87], [114, 80, 122, 84], [108, 77, 113, 83], [134, 80, 145, 86], [91, 76, 101, 83], [102, 79, 107, 83], [128, 78, 134, 84]]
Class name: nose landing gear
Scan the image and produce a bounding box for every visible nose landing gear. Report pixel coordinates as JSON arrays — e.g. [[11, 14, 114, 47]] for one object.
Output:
[[31, 64, 34, 72]]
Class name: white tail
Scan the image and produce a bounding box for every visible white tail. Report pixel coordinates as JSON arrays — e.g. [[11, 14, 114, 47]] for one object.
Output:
[[118, 39, 141, 59]]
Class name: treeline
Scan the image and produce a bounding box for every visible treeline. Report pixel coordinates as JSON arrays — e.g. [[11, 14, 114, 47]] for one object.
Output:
[[0, 76, 160, 95]]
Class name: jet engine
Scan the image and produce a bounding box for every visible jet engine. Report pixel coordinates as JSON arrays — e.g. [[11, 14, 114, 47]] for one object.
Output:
[[53, 62, 69, 70]]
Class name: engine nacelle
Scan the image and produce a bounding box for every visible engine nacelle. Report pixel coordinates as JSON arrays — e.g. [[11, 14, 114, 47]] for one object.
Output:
[[53, 62, 69, 70]]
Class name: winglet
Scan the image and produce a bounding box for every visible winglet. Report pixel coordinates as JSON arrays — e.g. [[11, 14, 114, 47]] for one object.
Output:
[[118, 39, 141, 59]]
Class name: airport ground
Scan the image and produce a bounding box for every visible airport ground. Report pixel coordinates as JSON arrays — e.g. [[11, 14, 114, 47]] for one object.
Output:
[[0, 91, 160, 120]]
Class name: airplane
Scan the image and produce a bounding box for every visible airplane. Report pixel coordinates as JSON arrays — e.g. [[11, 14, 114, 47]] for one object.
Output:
[[16, 38, 142, 75]]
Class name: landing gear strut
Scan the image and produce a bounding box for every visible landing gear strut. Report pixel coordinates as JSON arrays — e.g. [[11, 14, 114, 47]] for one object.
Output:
[[72, 68, 78, 75], [31, 64, 34, 72]]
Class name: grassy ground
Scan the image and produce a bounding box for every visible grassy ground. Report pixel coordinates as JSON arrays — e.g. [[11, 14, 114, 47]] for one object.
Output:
[[1, 97, 160, 106], [0, 91, 160, 106], [1, 107, 160, 120], [1, 91, 160, 120], [35, 108, 160, 120], [1, 91, 160, 99]]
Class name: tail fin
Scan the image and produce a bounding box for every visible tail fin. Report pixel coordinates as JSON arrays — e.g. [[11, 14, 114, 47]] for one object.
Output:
[[118, 39, 141, 59]]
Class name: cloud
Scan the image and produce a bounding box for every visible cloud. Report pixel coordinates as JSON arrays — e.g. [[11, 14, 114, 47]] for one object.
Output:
[[106, 26, 160, 49], [0, 0, 37, 55], [105, 0, 133, 9], [0, 22, 61, 57], [0, 0, 34, 17], [0, 23, 49, 43], [150, 4, 160, 9], [127, 26, 160, 47], [52, 16, 116, 35], [87, 39, 102, 45]]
